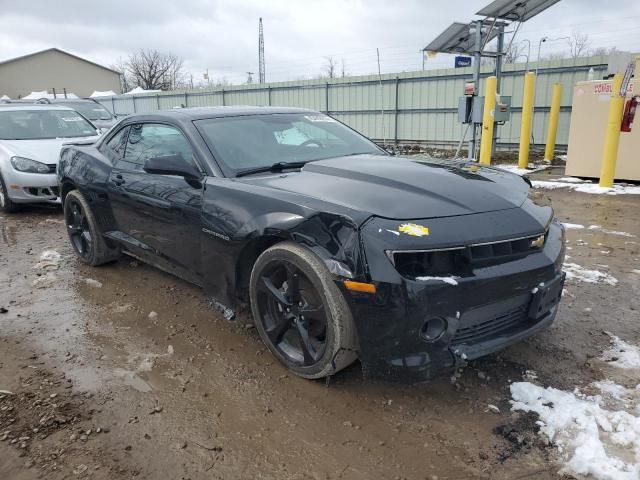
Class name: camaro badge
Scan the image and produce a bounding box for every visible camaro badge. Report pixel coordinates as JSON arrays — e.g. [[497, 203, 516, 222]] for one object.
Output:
[[398, 223, 430, 237]]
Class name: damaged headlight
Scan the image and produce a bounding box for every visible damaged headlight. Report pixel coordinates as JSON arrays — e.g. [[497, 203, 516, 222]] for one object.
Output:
[[10, 156, 50, 174], [530, 233, 546, 249]]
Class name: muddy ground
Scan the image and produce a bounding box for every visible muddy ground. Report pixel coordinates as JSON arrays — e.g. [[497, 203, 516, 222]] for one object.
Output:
[[1, 186, 639, 480]]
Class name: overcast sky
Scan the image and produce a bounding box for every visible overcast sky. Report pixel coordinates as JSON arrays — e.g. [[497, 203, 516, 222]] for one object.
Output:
[[1, 0, 639, 86]]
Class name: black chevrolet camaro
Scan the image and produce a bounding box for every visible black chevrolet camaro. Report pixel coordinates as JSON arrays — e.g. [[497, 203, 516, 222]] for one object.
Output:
[[57, 107, 565, 382]]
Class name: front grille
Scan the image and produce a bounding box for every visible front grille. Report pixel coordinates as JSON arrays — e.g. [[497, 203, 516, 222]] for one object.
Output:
[[47, 164, 57, 174], [391, 233, 545, 279], [452, 304, 528, 345], [469, 237, 538, 268]]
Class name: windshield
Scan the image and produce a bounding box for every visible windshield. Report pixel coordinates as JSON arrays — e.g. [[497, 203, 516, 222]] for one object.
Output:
[[61, 102, 113, 121], [0, 110, 98, 140], [195, 113, 382, 175]]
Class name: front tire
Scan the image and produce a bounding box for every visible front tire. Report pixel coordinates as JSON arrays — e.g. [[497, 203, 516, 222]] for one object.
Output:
[[0, 172, 19, 213], [63, 190, 119, 266], [249, 241, 357, 379]]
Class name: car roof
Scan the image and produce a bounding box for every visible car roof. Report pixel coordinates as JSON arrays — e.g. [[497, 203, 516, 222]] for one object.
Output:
[[37, 98, 97, 104], [0, 104, 75, 112], [126, 106, 317, 122]]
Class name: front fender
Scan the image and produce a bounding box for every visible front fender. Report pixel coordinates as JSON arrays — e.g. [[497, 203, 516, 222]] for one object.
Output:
[[200, 178, 366, 307]]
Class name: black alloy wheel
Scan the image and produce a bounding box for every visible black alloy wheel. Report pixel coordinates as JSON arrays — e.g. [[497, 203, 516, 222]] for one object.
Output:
[[65, 197, 93, 261], [63, 190, 119, 266], [257, 260, 328, 366], [250, 242, 357, 379]]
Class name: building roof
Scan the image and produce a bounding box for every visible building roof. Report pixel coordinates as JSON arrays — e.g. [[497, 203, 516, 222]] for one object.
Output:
[[0, 48, 121, 75]]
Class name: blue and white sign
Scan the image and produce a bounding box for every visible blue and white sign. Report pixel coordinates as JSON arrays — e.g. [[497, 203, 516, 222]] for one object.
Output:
[[455, 56, 472, 68]]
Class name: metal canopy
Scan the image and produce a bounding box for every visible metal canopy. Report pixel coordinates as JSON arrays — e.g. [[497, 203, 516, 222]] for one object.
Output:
[[423, 21, 502, 55], [476, 0, 561, 22]]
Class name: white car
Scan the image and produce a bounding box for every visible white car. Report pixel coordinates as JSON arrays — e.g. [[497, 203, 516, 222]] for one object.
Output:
[[0, 105, 99, 212]]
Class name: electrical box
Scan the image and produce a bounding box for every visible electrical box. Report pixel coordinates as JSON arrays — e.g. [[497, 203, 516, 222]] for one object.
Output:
[[458, 97, 473, 123], [458, 96, 511, 124]]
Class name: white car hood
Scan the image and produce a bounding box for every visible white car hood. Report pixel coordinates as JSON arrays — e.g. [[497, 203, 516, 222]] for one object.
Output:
[[1, 136, 99, 165]]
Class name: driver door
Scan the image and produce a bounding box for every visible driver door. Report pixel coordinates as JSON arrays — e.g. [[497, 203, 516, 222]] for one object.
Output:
[[107, 123, 204, 283]]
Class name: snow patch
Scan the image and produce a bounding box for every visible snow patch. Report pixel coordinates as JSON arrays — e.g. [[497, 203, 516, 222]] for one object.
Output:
[[564, 262, 618, 286], [532, 180, 640, 195], [495, 164, 549, 176], [601, 334, 640, 370], [415, 276, 459, 286], [22, 91, 78, 99], [562, 222, 585, 230], [510, 381, 640, 480], [557, 177, 591, 183], [34, 250, 62, 270], [83, 278, 103, 288], [125, 86, 161, 95], [31, 273, 58, 289], [588, 225, 635, 238], [40, 250, 61, 262], [509, 335, 640, 480], [90, 90, 117, 97]]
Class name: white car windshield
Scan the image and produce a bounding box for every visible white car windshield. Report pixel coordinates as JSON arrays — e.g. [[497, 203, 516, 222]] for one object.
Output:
[[0, 110, 98, 140]]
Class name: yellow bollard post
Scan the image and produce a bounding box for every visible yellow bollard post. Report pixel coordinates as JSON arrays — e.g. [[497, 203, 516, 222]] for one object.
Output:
[[544, 83, 563, 162], [518, 72, 536, 169], [479, 76, 497, 165], [598, 74, 625, 188]]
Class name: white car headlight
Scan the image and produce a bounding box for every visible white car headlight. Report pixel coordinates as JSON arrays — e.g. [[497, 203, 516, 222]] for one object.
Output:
[[10, 156, 50, 174]]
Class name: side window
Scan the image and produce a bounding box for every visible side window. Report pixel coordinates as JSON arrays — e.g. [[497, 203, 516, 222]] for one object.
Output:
[[101, 126, 129, 162], [118, 123, 195, 171]]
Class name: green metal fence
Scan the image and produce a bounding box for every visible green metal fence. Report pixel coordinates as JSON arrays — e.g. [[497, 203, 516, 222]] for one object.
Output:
[[98, 55, 612, 149]]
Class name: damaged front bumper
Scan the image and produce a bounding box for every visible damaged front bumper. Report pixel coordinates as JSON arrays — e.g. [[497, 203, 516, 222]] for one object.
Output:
[[342, 209, 565, 383]]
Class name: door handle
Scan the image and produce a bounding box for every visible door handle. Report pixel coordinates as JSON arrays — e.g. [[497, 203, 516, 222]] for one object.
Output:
[[113, 174, 125, 186]]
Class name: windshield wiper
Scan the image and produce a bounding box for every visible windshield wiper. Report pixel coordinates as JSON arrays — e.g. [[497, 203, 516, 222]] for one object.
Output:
[[235, 161, 308, 178]]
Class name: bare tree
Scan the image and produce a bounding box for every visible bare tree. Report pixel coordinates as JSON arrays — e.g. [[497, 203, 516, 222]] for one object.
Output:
[[125, 49, 185, 91], [590, 46, 618, 57], [323, 56, 337, 79], [503, 42, 527, 64], [340, 58, 348, 78], [544, 51, 568, 61], [109, 57, 130, 93], [569, 33, 591, 59]]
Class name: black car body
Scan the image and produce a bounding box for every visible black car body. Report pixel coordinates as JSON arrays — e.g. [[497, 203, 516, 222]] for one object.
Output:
[[57, 107, 565, 383]]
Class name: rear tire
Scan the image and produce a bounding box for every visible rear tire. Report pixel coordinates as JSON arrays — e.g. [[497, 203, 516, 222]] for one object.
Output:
[[250, 241, 357, 379], [0, 172, 19, 213], [63, 190, 119, 266]]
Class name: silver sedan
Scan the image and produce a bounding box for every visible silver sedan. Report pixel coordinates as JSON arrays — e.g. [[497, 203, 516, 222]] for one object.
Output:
[[0, 105, 99, 212]]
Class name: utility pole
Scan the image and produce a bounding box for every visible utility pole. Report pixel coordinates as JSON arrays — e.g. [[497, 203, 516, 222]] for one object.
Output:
[[246, 71, 254, 84], [469, 19, 483, 160], [258, 18, 265, 83], [492, 23, 505, 157]]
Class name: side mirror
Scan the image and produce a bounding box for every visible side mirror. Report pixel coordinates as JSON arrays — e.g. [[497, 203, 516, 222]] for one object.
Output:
[[143, 155, 201, 180]]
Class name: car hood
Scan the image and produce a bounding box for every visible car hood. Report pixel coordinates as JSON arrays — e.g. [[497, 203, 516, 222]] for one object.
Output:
[[1, 136, 99, 165], [237, 155, 530, 220]]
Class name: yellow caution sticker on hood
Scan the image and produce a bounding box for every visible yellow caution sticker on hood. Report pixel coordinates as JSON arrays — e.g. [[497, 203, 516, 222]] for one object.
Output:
[[398, 223, 430, 237]]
